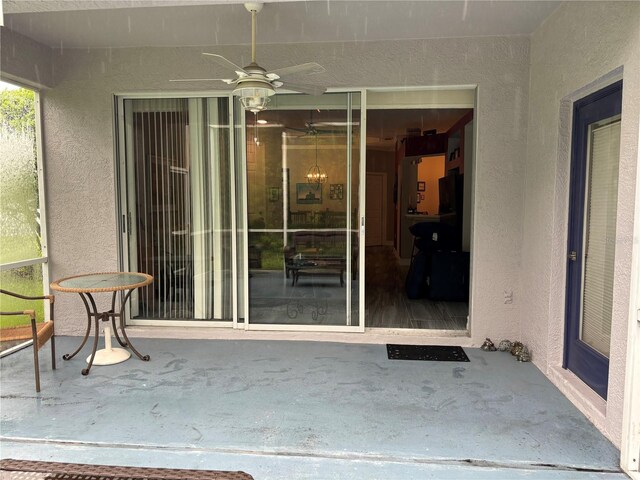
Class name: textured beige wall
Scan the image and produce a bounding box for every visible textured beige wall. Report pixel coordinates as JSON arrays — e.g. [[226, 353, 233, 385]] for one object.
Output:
[[39, 36, 530, 347], [521, 1, 640, 447]]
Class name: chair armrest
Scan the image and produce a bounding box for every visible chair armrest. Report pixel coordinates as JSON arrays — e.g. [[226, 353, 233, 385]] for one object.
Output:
[[0, 289, 54, 303]]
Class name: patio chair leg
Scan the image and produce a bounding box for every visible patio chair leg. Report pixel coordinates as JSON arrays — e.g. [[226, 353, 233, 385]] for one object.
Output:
[[50, 302, 56, 370], [31, 318, 41, 393], [51, 335, 56, 370], [33, 347, 41, 393]]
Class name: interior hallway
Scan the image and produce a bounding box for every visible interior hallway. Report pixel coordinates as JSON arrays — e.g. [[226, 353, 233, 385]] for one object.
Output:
[[0, 337, 623, 479], [366, 246, 468, 329]]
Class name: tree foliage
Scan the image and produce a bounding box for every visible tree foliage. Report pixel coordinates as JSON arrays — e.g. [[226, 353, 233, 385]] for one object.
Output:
[[0, 89, 36, 134], [0, 88, 40, 262]]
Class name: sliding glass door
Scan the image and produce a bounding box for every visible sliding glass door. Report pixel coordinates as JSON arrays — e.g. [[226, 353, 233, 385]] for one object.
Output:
[[119, 96, 233, 323], [117, 92, 365, 330], [242, 93, 363, 329]]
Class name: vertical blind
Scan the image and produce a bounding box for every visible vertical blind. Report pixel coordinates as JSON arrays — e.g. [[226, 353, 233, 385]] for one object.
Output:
[[124, 98, 233, 322], [129, 99, 193, 319], [580, 120, 621, 357]]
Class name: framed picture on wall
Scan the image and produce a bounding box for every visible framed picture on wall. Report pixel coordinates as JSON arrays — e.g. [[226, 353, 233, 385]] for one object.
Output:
[[297, 183, 322, 204], [417, 181, 426, 192], [268, 187, 280, 202], [329, 184, 343, 200]]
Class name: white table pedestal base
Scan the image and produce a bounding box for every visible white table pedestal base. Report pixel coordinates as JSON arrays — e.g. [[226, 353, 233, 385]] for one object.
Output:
[[86, 325, 131, 366]]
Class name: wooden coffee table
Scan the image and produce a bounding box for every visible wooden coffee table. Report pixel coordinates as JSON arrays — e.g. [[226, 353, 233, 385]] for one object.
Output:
[[289, 255, 346, 287]]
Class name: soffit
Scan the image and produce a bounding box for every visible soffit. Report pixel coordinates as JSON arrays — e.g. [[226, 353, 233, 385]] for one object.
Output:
[[3, 0, 560, 49]]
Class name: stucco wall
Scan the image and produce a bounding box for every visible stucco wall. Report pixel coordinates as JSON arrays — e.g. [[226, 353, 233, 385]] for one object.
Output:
[[40, 36, 530, 344], [0, 26, 53, 88], [521, 1, 640, 447]]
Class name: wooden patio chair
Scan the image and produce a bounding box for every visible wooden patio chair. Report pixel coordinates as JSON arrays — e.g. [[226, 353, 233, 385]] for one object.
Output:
[[0, 290, 56, 392]]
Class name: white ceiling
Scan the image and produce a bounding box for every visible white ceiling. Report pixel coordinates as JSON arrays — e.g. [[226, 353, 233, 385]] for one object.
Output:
[[3, 0, 560, 49]]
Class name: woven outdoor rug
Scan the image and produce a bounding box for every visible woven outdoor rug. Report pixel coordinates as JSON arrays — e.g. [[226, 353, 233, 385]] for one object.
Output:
[[0, 459, 253, 480]]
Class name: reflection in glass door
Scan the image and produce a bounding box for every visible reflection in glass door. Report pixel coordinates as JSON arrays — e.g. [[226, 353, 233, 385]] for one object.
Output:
[[120, 97, 233, 322], [243, 93, 362, 328]]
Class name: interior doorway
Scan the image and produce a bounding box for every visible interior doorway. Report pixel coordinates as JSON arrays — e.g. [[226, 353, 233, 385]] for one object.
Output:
[[365, 103, 474, 330], [365, 173, 386, 247]]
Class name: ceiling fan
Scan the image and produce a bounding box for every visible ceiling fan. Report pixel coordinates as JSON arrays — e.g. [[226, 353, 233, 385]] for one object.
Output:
[[283, 111, 351, 137], [286, 122, 346, 137], [170, 2, 327, 113]]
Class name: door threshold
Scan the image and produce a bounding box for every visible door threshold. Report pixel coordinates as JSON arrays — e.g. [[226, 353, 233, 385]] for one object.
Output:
[[123, 325, 473, 346]]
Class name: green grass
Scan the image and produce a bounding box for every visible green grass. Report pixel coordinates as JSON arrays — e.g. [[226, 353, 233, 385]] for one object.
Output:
[[261, 248, 284, 270], [0, 230, 45, 328], [0, 235, 40, 265], [0, 267, 45, 328]]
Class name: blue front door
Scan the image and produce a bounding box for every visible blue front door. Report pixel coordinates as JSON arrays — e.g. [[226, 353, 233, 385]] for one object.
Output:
[[564, 80, 622, 399]]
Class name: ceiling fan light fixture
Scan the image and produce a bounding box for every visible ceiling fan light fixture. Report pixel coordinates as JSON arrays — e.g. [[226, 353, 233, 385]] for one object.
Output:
[[234, 80, 276, 113], [239, 95, 270, 113]]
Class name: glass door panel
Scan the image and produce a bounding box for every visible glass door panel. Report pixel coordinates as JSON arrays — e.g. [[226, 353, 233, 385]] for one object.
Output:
[[579, 119, 620, 356], [122, 97, 233, 322], [244, 93, 362, 328]]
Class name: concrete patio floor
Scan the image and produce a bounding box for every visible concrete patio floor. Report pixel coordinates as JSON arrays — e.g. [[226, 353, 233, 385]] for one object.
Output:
[[0, 337, 626, 479]]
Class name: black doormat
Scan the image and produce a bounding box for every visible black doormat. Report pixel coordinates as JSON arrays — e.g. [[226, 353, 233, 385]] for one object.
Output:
[[387, 344, 470, 362]]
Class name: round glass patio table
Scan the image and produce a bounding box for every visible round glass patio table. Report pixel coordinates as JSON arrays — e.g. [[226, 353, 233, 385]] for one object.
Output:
[[50, 272, 153, 375]]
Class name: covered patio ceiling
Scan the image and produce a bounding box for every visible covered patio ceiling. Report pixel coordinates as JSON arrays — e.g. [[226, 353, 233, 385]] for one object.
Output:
[[3, 1, 561, 49], [0, 337, 624, 479]]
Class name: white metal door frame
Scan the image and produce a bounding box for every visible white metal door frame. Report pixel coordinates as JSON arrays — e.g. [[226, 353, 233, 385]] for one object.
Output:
[[621, 129, 640, 478], [114, 86, 477, 333], [242, 89, 367, 332], [115, 92, 236, 327]]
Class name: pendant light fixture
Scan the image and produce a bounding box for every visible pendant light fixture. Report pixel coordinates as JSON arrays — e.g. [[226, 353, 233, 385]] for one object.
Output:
[[306, 133, 327, 189]]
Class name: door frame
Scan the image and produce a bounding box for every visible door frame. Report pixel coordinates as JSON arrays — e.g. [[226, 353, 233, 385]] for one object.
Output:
[[621, 122, 640, 477], [115, 92, 238, 328], [115, 86, 477, 335], [562, 80, 623, 399], [364, 86, 477, 334], [241, 90, 367, 332]]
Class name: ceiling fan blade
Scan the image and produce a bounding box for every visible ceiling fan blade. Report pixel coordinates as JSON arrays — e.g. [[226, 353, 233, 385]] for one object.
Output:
[[312, 121, 355, 127], [266, 62, 325, 80], [285, 126, 309, 133], [282, 82, 327, 96], [202, 53, 247, 76], [169, 78, 235, 84]]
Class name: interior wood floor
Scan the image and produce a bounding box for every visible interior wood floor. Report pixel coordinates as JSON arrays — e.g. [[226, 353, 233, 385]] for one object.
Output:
[[365, 246, 468, 330]]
